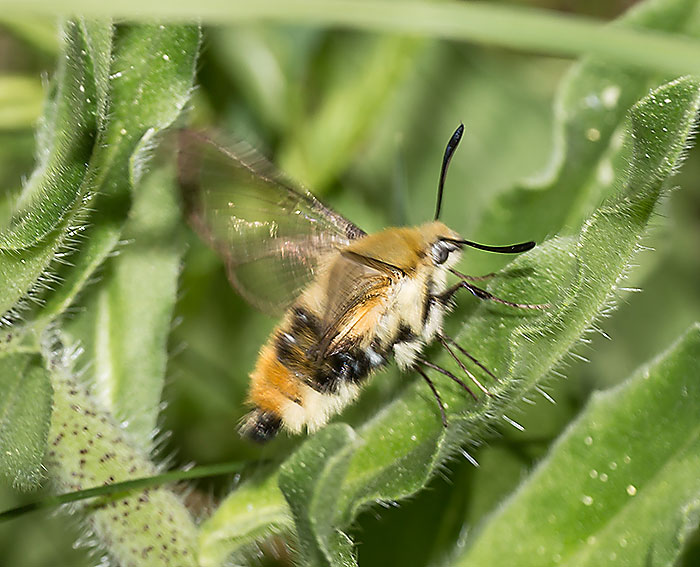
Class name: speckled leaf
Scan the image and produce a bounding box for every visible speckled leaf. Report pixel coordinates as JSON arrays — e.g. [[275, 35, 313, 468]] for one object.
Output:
[[78, 18, 113, 128], [0, 351, 52, 490], [279, 424, 359, 567], [92, 23, 201, 194], [453, 324, 700, 567], [46, 361, 198, 566]]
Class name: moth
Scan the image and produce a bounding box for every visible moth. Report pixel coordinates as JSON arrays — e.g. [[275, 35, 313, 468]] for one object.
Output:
[[178, 125, 543, 442]]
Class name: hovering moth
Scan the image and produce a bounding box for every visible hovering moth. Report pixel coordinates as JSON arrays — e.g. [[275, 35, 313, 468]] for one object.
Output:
[[179, 125, 544, 442]]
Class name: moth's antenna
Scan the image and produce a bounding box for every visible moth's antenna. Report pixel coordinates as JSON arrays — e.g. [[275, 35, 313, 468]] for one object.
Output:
[[442, 238, 536, 254], [434, 123, 464, 221]]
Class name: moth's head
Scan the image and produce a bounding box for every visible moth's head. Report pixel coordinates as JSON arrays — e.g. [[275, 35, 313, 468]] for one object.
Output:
[[425, 125, 536, 269], [418, 221, 463, 269]]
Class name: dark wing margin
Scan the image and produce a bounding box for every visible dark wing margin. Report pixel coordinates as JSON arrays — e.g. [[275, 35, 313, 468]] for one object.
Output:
[[178, 130, 366, 316]]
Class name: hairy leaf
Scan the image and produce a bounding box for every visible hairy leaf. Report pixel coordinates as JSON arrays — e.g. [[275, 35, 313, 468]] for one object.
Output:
[[0, 20, 100, 315], [338, 74, 700, 532], [46, 360, 198, 566], [78, 18, 113, 129], [2, 22, 199, 325], [471, 0, 698, 269], [279, 424, 359, 567], [0, 351, 52, 490], [63, 165, 184, 449], [453, 324, 700, 566], [0, 19, 102, 250]]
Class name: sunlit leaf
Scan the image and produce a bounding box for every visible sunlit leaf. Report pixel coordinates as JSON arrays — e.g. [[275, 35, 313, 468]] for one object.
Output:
[[453, 324, 700, 567]]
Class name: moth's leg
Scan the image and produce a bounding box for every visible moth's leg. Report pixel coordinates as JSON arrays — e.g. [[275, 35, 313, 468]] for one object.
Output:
[[437, 335, 493, 397], [440, 334, 499, 384], [417, 357, 477, 401], [415, 366, 448, 428], [437, 280, 547, 309], [449, 267, 497, 282]]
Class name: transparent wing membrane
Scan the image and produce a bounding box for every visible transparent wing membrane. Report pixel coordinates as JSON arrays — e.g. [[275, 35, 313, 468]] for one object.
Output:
[[178, 131, 366, 316]]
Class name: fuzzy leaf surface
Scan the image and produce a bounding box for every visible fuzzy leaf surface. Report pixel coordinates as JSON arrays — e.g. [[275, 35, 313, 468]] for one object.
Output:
[[0, 19, 103, 250], [279, 424, 359, 567], [454, 324, 700, 567], [339, 75, 700, 527], [63, 166, 184, 448], [0, 351, 52, 490], [4, 23, 199, 326], [0, 20, 101, 316], [61, 25, 201, 446]]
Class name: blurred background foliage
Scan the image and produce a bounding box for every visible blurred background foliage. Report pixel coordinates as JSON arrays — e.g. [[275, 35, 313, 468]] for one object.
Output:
[[0, 0, 699, 565]]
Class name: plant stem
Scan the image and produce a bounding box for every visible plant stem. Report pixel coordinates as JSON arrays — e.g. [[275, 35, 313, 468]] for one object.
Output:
[[4, 1, 700, 75]]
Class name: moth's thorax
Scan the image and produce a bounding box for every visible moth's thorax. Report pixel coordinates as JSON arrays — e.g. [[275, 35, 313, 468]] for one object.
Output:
[[342, 221, 460, 274], [375, 243, 461, 369]]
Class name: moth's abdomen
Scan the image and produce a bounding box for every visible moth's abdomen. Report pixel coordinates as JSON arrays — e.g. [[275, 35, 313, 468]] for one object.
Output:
[[240, 307, 383, 441], [240, 342, 301, 441]]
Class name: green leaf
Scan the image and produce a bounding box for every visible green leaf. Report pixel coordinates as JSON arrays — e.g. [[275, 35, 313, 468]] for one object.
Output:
[[0, 351, 52, 490], [33, 215, 122, 327], [199, 75, 700, 567], [0, 20, 100, 316], [46, 359, 198, 566], [471, 0, 698, 269], [78, 18, 113, 129], [199, 472, 293, 567], [342, 75, 700, 527], [278, 35, 422, 190], [279, 424, 359, 567], [94, 23, 201, 192], [0, 19, 101, 250], [62, 165, 184, 449], [23, 22, 200, 329], [453, 323, 700, 567]]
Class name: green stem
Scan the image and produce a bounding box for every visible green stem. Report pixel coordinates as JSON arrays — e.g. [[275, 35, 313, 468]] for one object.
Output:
[[5, 1, 700, 75], [0, 460, 255, 523]]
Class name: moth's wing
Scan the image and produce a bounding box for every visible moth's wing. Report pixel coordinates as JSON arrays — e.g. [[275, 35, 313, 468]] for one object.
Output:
[[313, 253, 397, 359], [178, 131, 366, 316]]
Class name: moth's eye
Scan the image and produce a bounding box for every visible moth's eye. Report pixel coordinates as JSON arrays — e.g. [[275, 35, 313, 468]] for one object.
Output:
[[431, 242, 451, 265]]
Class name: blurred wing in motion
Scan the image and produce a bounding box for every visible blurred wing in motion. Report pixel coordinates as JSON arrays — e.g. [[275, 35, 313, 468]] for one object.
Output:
[[178, 131, 366, 316]]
